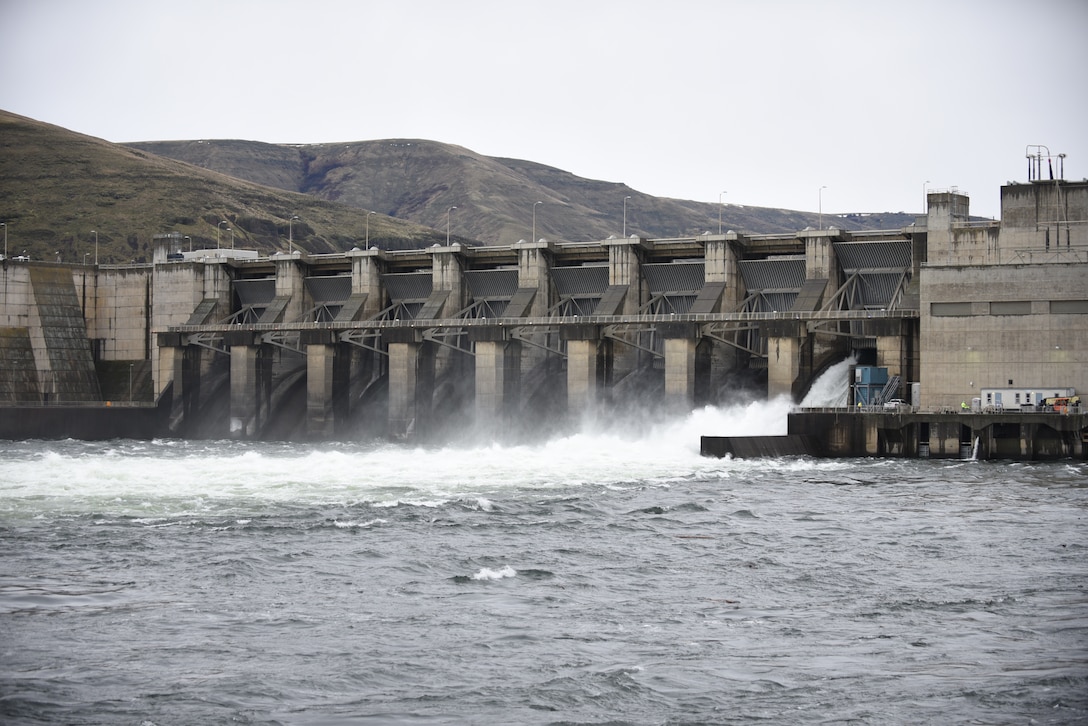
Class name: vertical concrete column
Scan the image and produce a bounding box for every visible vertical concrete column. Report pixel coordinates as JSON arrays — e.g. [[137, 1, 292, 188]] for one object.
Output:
[[515, 239, 554, 317], [227, 346, 256, 439], [566, 338, 599, 417], [603, 237, 645, 315], [430, 244, 466, 317], [165, 342, 200, 433], [704, 233, 743, 311], [474, 338, 521, 429], [925, 191, 971, 265], [387, 340, 435, 439], [877, 334, 905, 380], [272, 252, 306, 322], [306, 343, 336, 437], [349, 247, 386, 319], [664, 337, 697, 409], [802, 229, 843, 291], [767, 335, 801, 400]]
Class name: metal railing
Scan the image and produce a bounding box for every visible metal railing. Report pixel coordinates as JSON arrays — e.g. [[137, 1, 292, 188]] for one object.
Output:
[[163, 308, 919, 335]]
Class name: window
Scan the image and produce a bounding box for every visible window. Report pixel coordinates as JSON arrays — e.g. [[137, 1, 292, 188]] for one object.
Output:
[[1051, 300, 1088, 314], [990, 301, 1031, 315], [931, 302, 973, 316]]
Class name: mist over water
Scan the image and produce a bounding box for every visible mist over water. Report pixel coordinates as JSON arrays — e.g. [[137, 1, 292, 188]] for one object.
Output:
[[2, 398, 1086, 725]]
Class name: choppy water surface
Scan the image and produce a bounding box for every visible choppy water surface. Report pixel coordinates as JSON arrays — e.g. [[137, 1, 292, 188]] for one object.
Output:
[[1, 402, 1086, 725]]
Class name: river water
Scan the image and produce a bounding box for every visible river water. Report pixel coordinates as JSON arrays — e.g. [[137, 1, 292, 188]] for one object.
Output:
[[1, 397, 1086, 725]]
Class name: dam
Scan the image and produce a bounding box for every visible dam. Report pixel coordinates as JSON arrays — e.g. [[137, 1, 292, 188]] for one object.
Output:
[[2, 166, 1087, 458]]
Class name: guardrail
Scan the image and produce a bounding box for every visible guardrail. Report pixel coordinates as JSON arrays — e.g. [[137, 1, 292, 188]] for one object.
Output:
[[163, 308, 920, 335]]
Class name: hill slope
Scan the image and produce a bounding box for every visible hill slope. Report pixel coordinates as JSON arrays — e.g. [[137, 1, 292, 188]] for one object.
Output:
[[0, 111, 450, 264], [128, 138, 919, 244]]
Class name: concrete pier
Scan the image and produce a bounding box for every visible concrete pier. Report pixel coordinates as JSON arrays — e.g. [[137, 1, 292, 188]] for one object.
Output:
[[785, 409, 1087, 460]]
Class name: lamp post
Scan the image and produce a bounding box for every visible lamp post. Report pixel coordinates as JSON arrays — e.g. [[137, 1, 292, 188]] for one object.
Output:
[[818, 186, 828, 230], [84, 253, 89, 266], [366, 211, 375, 247], [447, 206, 457, 245], [289, 215, 299, 254], [217, 220, 228, 251], [532, 201, 542, 243], [184, 235, 191, 252], [229, 227, 234, 250], [922, 180, 931, 213], [718, 191, 728, 234], [623, 196, 632, 237], [1, 222, 6, 258], [92, 230, 98, 265]]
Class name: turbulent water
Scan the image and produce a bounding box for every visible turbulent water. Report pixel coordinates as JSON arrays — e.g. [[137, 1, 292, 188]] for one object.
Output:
[[2, 399, 1087, 725]]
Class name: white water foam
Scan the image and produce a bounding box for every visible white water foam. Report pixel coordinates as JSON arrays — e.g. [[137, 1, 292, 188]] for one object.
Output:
[[470, 566, 517, 581], [0, 394, 841, 515], [799, 355, 856, 408]]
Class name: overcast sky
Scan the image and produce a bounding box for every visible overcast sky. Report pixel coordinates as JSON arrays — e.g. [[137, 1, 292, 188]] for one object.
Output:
[[2, 0, 1085, 219]]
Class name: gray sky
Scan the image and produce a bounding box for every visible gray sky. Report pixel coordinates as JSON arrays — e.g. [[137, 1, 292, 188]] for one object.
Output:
[[2, 0, 1086, 219]]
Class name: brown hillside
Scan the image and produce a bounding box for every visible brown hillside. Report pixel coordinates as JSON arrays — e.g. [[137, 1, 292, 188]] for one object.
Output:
[[0, 111, 449, 264], [128, 138, 920, 244]]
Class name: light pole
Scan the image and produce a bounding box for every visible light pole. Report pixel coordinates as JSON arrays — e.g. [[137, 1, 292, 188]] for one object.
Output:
[[623, 196, 632, 237], [447, 206, 457, 245], [84, 253, 89, 266], [1, 222, 6, 258], [922, 180, 931, 213], [718, 191, 728, 234], [289, 215, 299, 254], [532, 201, 542, 243], [818, 186, 828, 230], [92, 230, 98, 265], [185, 235, 191, 252], [366, 211, 375, 247], [217, 221, 228, 251], [229, 227, 234, 250]]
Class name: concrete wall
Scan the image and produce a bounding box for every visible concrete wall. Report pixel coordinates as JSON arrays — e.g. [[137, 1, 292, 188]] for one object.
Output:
[[88, 266, 151, 360], [919, 263, 1088, 409]]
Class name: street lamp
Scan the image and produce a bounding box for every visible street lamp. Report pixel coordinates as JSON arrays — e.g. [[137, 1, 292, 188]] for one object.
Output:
[[922, 180, 931, 213], [718, 191, 728, 234], [184, 235, 191, 252], [532, 201, 542, 243], [229, 227, 234, 250], [366, 211, 375, 247], [92, 230, 98, 265], [84, 253, 89, 266], [447, 206, 457, 245], [289, 215, 299, 254], [1, 222, 6, 258], [623, 196, 632, 237], [818, 186, 828, 230], [217, 220, 228, 250]]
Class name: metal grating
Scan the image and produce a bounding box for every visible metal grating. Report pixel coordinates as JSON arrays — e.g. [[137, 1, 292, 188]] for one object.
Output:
[[552, 266, 609, 297], [739, 257, 806, 291], [304, 275, 352, 303], [643, 262, 705, 294], [834, 241, 911, 272], [382, 272, 432, 302], [233, 278, 275, 306], [465, 269, 519, 299], [856, 272, 903, 308], [753, 292, 798, 313]]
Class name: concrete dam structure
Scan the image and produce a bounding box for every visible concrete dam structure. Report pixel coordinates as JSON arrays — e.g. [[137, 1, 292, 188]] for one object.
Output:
[[2, 161, 1087, 457]]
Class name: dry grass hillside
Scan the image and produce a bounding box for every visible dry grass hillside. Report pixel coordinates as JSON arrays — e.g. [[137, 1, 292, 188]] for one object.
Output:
[[129, 139, 920, 245], [0, 111, 449, 264]]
